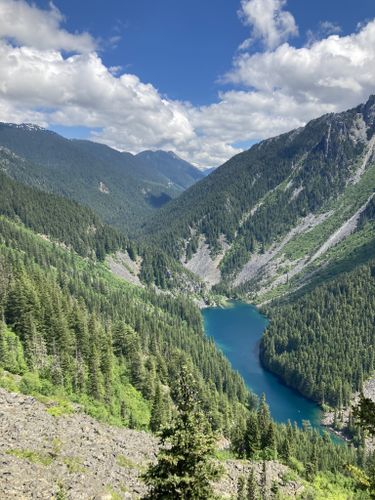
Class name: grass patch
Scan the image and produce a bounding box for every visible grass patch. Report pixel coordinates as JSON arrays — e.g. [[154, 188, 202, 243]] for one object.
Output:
[[63, 456, 86, 474], [214, 449, 236, 461], [105, 486, 123, 500], [46, 401, 74, 417], [116, 454, 137, 469], [6, 448, 54, 466]]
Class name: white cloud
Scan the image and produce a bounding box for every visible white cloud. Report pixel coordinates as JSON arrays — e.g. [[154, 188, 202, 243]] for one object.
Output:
[[0, 42, 195, 148], [0, 0, 95, 52], [0, 0, 374, 168], [239, 0, 298, 50], [319, 21, 342, 36], [225, 21, 375, 108], [306, 21, 342, 45]]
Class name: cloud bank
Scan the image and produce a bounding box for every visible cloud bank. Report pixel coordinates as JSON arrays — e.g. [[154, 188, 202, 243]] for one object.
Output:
[[0, 0, 374, 167]]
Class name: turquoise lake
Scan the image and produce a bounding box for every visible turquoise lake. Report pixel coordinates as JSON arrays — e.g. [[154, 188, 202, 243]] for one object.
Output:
[[203, 301, 322, 429]]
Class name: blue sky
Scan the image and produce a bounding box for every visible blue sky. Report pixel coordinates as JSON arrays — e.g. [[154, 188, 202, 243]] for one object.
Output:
[[0, 0, 375, 166], [32, 0, 374, 105]]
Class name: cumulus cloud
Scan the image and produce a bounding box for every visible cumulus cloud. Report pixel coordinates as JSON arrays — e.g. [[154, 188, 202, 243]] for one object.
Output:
[[238, 0, 298, 50], [306, 21, 342, 45], [0, 0, 374, 168], [225, 21, 375, 108], [0, 0, 95, 52], [0, 42, 195, 149]]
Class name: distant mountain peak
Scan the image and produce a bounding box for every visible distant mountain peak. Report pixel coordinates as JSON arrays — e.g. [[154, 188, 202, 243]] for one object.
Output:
[[1, 122, 49, 133]]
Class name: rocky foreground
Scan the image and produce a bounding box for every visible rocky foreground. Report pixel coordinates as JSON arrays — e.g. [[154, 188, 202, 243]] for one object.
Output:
[[0, 388, 303, 499]]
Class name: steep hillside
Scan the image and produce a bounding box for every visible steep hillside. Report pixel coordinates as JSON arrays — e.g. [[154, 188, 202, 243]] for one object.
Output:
[[142, 96, 375, 300], [0, 124, 201, 232], [261, 258, 375, 408], [0, 167, 130, 260], [0, 164, 203, 293], [0, 387, 352, 500], [0, 211, 251, 433], [135, 150, 204, 191]]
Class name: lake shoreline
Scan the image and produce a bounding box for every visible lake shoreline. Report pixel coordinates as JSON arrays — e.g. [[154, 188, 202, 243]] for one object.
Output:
[[321, 375, 375, 450], [203, 301, 323, 429]]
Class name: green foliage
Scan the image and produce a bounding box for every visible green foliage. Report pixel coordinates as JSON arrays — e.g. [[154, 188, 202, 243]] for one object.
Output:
[[142, 98, 373, 281], [247, 468, 259, 499], [0, 323, 27, 374], [46, 401, 74, 417], [6, 448, 54, 466], [62, 456, 85, 474], [353, 394, 375, 436], [143, 365, 223, 499], [0, 213, 250, 432], [305, 471, 371, 500], [19, 372, 43, 395], [116, 455, 137, 469], [261, 260, 375, 407], [150, 383, 168, 433], [237, 475, 247, 499]]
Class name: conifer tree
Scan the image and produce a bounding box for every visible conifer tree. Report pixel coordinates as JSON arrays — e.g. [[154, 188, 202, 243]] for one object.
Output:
[[244, 412, 260, 459], [237, 475, 246, 500], [150, 383, 165, 433], [354, 394, 375, 436], [263, 422, 276, 458], [143, 365, 222, 499], [260, 460, 268, 500], [247, 468, 258, 500], [279, 436, 291, 462], [257, 394, 271, 449]]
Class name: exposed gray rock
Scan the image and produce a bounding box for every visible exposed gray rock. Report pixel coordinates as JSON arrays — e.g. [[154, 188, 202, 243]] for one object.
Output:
[[0, 388, 156, 499], [0, 388, 303, 499], [184, 235, 229, 288], [107, 251, 143, 287]]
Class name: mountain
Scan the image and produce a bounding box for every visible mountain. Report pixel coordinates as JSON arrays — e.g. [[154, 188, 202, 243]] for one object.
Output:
[[0, 175, 250, 433], [135, 150, 204, 190], [202, 166, 217, 176], [0, 123, 202, 232], [0, 112, 372, 500], [0, 156, 207, 293], [142, 95, 375, 301]]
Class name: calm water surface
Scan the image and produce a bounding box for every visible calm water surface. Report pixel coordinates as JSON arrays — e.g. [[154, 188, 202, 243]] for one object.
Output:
[[203, 301, 322, 428]]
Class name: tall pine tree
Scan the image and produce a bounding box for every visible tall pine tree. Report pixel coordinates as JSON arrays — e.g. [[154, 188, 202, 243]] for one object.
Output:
[[143, 365, 222, 499]]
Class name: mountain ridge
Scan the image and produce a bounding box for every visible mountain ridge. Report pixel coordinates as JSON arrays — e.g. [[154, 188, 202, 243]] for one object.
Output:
[[0, 122, 203, 232], [141, 95, 375, 302]]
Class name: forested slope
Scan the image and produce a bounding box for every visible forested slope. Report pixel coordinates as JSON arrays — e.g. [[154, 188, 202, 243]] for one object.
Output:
[[0, 170, 130, 259], [0, 214, 250, 432], [0, 123, 202, 232], [0, 166, 205, 292], [261, 258, 375, 407], [141, 96, 375, 300]]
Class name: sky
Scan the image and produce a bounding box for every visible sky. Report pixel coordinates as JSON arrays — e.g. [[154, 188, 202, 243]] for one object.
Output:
[[0, 0, 375, 167]]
